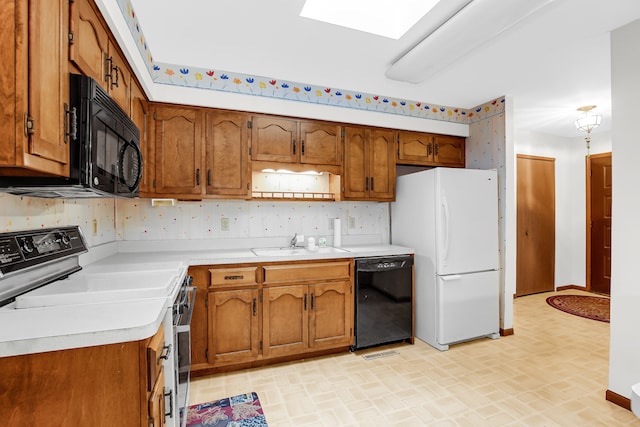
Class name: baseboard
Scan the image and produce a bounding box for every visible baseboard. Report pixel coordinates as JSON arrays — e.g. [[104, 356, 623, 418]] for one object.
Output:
[[556, 284, 587, 292], [606, 389, 632, 411], [500, 328, 514, 336]]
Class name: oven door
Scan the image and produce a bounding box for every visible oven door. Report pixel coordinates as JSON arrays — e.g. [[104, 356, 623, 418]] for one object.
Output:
[[175, 285, 196, 426]]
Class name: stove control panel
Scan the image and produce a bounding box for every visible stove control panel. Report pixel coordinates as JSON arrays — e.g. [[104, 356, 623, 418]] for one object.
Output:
[[0, 226, 87, 276]]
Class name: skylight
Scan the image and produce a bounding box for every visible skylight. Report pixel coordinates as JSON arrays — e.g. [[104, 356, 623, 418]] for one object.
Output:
[[300, 0, 441, 40]]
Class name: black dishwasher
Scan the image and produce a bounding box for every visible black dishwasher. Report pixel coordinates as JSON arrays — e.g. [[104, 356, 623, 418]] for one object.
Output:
[[352, 255, 413, 351]]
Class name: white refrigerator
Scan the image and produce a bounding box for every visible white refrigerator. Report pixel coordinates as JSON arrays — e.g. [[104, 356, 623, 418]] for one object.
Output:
[[391, 167, 500, 351]]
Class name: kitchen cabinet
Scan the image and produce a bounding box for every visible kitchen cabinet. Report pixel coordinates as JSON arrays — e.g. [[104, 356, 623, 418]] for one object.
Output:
[[263, 280, 352, 357], [0, 324, 167, 426], [0, 0, 70, 177], [343, 126, 396, 201], [251, 115, 342, 171], [191, 259, 353, 374], [207, 266, 260, 366], [396, 131, 465, 167], [148, 105, 251, 199], [205, 110, 251, 198], [69, 0, 131, 112], [131, 80, 152, 194], [151, 104, 204, 196]]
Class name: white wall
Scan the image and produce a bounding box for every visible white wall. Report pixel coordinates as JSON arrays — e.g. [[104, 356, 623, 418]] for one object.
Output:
[[608, 18, 640, 401]]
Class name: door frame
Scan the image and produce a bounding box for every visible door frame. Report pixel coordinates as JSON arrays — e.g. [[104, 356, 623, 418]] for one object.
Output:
[[585, 152, 612, 292]]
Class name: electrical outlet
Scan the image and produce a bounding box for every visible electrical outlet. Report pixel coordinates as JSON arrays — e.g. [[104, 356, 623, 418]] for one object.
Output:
[[221, 217, 230, 231], [328, 218, 334, 230], [349, 217, 356, 229], [92, 219, 98, 236]]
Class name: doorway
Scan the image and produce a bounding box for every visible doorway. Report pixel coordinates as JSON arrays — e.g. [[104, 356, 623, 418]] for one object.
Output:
[[516, 154, 556, 296], [586, 153, 612, 295]]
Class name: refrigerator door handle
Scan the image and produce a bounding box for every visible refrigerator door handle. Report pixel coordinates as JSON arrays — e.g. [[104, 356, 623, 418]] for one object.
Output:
[[440, 274, 462, 281], [442, 195, 451, 263]]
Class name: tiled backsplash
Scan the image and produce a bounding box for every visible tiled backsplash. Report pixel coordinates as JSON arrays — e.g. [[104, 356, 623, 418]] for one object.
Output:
[[116, 199, 389, 244], [0, 193, 116, 247]]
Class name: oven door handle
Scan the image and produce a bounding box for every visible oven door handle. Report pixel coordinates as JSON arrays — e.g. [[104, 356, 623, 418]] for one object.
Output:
[[176, 286, 197, 332]]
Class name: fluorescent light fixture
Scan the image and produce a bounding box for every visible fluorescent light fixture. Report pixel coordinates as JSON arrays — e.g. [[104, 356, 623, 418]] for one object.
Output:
[[260, 169, 323, 175], [386, 0, 555, 82], [300, 0, 440, 40]]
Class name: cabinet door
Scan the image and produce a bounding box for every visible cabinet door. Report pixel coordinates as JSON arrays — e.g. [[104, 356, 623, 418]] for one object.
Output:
[[342, 126, 368, 199], [299, 121, 342, 166], [397, 131, 434, 165], [262, 285, 308, 357], [251, 116, 298, 163], [205, 111, 250, 197], [153, 106, 203, 195], [148, 368, 166, 427], [368, 129, 396, 201], [208, 289, 260, 365], [106, 40, 132, 113], [69, 0, 108, 87], [131, 82, 151, 194], [434, 135, 465, 167], [309, 282, 353, 349], [27, 0, 70, 170]]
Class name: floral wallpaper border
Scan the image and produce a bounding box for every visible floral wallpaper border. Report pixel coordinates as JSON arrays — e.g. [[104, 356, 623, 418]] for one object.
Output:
[[116, 0, 505, 123]]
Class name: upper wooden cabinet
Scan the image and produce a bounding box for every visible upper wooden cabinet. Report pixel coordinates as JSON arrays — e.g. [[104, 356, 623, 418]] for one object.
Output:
[[205, 111, 251, 198], [131, 81, 151, 194], [397, 131, 465, 167], [151, 105, 204, 196], [343, 126, 396, 201], [0, 0, 70, 177], [69, 0, 131, 112], [251, 115, 342, 169], [147, 105, 251, 199]]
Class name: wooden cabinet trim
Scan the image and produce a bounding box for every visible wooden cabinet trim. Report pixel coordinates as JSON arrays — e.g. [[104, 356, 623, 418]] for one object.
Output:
[[262, 260, 352, 285]]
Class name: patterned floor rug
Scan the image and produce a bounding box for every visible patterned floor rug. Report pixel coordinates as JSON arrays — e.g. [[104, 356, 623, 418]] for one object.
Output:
[[186, 392, 268, 427], [546, 294, 610, 323]]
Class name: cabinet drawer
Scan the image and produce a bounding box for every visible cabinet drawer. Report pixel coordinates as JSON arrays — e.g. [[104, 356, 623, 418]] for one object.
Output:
[[147, 324, 166, 391], [210, 266, 259, 288], [263, 260, 352, 285]]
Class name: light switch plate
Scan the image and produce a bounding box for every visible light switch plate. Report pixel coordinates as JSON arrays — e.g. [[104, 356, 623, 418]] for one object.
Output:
[[221, 217, 230, 231], [349, 217, 356, 229]]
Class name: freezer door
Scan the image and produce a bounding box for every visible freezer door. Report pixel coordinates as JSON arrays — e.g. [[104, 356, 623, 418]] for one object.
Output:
[[436, 271, 499, 345], [435, 168, 499, 275]]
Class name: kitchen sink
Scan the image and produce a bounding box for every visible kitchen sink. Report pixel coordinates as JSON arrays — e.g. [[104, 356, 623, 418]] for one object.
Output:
[[251, 246, 350, 257], [14, 270, 179, 309]]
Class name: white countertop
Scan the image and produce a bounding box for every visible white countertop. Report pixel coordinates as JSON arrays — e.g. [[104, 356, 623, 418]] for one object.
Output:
[[0, 242, 413, 358]]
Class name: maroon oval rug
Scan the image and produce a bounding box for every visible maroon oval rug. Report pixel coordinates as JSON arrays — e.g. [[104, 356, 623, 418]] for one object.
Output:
[[546, 295, 610, 322]]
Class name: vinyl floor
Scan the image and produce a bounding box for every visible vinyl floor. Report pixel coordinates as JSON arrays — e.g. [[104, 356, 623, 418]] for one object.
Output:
[[190, 289, 640, 426]]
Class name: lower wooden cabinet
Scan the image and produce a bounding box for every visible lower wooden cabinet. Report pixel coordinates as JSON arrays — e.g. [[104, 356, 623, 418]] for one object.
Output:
[[190, 259, 354, 374], [0, 324, 168, 426]]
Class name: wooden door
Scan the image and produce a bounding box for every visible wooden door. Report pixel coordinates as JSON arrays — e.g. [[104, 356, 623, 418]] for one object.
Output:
[[368, 129, 396, 200], [343, 126, 368, 199], [153, 105, 203, 195], [205, 111, 250, 198], [69, 0, 108, 87], [250, 116, 297, 163], [397, 131, 434, 165], [106, 40, 131, 113], [434, 135, 465, 167], [587, 153, 612, 295], [516, 155, 555, 296], [28, 0, 70, 170], [262, 285, 308, 357], [208, 288, 260, 365], [130, 82, 150, 193], [309, 282, 352, 349], [299, 121, 342, 165]]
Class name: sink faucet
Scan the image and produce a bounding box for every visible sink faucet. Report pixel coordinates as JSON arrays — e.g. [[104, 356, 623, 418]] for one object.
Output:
[[290, 233, 298, 248]]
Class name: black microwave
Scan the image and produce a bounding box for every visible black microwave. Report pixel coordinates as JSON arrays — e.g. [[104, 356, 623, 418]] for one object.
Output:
[[0, 74, 142, 198]]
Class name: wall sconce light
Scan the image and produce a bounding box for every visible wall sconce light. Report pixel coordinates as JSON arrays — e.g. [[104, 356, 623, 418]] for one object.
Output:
[[574, 105, 602, 156]]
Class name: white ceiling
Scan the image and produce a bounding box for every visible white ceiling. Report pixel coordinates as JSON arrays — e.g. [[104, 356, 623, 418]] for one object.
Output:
[[128, 0, 640, 138]]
